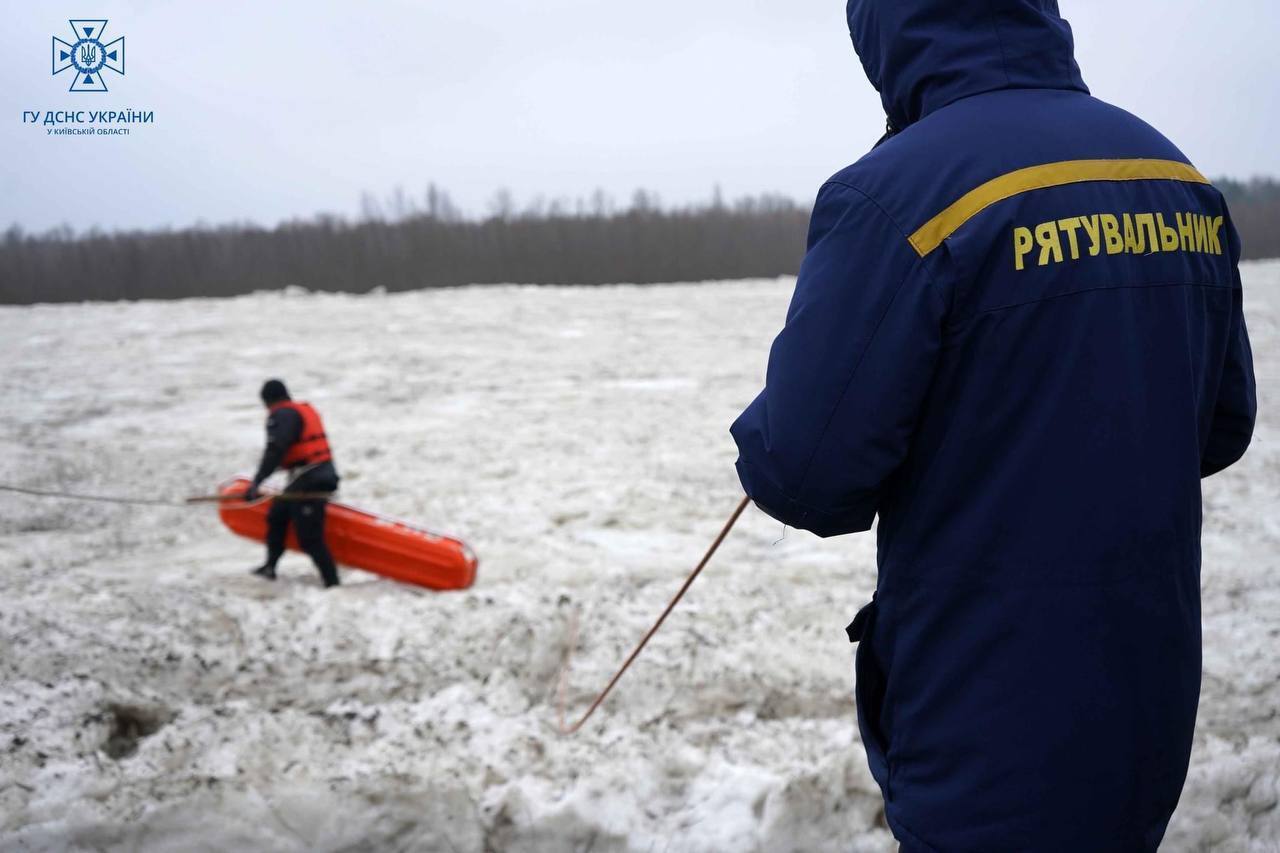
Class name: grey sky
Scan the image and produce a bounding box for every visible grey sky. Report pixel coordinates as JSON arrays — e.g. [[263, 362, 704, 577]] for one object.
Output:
[[2, 0, 1277, 233]]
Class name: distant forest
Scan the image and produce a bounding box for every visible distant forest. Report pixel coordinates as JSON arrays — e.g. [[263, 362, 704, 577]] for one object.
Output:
[[1218, 178, 1280, 262], [2, 178, 1278, 305]]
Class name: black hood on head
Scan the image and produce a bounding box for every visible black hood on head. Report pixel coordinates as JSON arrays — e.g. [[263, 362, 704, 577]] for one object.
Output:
[[260, 379, 290, 405], [847, 0, 1088, 132]]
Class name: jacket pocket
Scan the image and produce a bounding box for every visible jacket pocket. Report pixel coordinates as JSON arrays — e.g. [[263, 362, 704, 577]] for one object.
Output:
[[848, 595, 891, 795]]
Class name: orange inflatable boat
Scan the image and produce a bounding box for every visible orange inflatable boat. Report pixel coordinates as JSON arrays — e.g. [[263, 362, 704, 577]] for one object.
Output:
[[217, 477, 477, 590]]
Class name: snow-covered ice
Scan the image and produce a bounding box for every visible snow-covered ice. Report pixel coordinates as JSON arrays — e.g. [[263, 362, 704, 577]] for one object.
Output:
[[1, 265, 1277, 852]]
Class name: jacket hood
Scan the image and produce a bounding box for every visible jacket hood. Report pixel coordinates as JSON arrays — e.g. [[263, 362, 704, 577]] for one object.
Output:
[[260, 378, 290, 405], [847, 0, 1088, 131]]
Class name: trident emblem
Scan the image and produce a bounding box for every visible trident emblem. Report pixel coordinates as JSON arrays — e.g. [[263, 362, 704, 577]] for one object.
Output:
[[52, 19, 125, 93]]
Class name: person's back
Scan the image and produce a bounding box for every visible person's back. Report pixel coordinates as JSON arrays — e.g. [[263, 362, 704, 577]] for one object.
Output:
[[730, 1, 1256, 849]]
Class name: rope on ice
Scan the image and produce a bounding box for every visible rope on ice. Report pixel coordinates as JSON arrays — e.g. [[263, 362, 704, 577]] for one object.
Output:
[[556, 495, 751, 735]]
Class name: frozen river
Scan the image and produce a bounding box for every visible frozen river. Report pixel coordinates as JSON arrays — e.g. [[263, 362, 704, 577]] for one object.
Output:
[[1, 266, 1277, 851]]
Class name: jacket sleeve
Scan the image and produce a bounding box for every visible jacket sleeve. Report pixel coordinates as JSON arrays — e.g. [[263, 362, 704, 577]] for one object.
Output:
[[730, 181, 948, 537], [1201, 216, 1257, 477], [252, 408, 303, 486]]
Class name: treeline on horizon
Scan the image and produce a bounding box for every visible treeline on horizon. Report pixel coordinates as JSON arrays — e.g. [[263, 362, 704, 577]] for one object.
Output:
[[1216, 178, 1280, 262], [2, 178, 1278, 305]]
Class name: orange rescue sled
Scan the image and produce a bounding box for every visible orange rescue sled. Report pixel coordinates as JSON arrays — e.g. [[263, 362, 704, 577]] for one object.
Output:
[[217, 477, 477, 590]]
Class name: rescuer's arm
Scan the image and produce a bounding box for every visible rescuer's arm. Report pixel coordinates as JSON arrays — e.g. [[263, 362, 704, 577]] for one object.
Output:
[[1201, 216, 1257, 477], [250, 408, 303, 492], [730, 181, 948, 537]]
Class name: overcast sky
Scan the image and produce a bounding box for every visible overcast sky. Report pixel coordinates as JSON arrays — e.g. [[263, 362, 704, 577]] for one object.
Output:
[[2, 0, 1277, 233]]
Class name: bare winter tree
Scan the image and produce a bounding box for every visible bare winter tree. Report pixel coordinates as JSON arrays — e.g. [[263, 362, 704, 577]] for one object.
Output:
[[488, 189, 516, 222]]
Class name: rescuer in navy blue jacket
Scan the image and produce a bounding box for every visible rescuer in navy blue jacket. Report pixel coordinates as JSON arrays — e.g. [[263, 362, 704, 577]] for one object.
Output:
[[730, 1, 1256, 850]]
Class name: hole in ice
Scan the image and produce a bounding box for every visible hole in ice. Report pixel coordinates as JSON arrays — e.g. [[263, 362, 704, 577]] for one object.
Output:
[[101, 702, 171, 759]]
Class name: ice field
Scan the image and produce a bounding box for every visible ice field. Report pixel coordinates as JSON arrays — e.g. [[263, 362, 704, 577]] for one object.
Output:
[[1, 264, 1277, 851]]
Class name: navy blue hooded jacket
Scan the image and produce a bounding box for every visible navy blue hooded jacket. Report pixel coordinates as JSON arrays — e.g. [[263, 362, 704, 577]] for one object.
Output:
[[730, 1, 1257, 850]]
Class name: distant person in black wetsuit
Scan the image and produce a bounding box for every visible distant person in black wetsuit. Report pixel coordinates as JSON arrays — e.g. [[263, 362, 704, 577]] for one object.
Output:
[[245, 379, 341, 588]]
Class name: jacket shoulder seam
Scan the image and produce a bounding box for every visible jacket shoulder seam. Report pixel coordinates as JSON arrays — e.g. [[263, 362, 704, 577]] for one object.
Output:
[[788, 187, 941, 508], [821, 179, 916, 247]]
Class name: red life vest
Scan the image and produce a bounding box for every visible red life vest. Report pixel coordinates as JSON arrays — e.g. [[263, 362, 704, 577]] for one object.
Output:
[[270, 401, 333, 468]]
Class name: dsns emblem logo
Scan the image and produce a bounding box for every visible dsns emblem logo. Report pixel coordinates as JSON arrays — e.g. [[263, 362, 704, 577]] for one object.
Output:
[[52, 19, 124, 92]]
